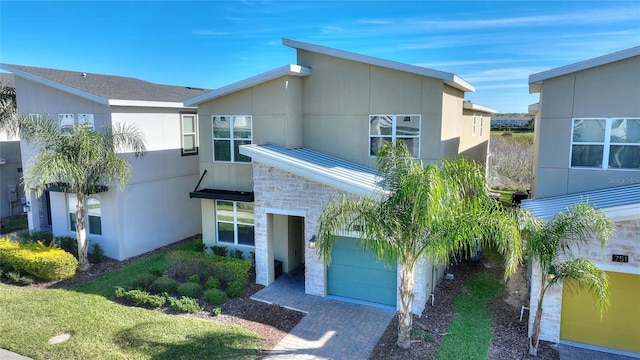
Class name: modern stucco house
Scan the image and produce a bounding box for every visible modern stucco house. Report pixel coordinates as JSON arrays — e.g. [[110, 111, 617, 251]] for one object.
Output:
[[185, 39, 496, 314], [0, 73, 25, 219], [522, 46, 640, 356], [1, 64, 207, 260]]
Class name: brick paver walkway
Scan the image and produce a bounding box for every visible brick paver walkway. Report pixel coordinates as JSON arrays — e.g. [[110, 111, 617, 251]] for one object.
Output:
[[252, 271, 395, 360]]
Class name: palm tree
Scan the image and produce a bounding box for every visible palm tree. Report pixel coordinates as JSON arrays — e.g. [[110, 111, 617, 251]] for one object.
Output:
[[316, 142, 523, 349], [18, 117, 145, 271], [523, 203, 614, 356]]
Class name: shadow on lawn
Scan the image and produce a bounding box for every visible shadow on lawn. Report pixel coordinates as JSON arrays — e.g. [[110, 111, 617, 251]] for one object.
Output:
[[115, 321, 262, 360]]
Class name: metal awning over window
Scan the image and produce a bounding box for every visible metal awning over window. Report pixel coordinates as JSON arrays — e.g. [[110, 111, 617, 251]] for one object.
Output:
[[189, 169, 254, 202]]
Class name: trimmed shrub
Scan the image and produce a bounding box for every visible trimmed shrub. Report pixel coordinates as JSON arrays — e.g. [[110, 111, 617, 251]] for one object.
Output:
[[229, 249, 244, 260], [89, 243, 104, 264], [14, 230, 54, 246], [225, 280, 244, 298], [148, 267, 164, 276], [151, 277, 178, 293], [167, 296, 202, 313], [130, 273, 158, 290], [6, 271, 34, 285], [187, 274, 201, 284], [211, 307, 222, 316], [167, 250, 251, 288], [114, 287, 166, 308], [177, 282, 203, 298], [205, 276, 221, 290], [204, 288, 227, 305], [0, 238, 77, 280], [193, 241, 206, 253], [211, 245, 227, 257], [55, 236, 78, 259]]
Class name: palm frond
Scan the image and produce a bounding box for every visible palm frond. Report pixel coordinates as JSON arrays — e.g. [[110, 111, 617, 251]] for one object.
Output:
[[553, 258, 610, 316]]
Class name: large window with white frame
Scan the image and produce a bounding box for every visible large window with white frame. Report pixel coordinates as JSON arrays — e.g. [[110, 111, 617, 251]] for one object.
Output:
[[67, 194, 102, 235], [58, 113, 94, 131], [212, 115, 252, 162], [216, 200, 254, 246], [571, 118, 640, 169], [369, 114, 421, 158], [181, 113, 198, 155]]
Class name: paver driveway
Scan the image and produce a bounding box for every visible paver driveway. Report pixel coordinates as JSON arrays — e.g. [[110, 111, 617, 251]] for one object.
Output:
[[252, 270, 395, 360]]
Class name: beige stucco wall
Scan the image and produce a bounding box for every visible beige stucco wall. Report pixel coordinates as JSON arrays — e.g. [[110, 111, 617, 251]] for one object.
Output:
[[296, 50, 456, 168], [459, 109, 491, 165], [532, 56, 640, 198], [528, 214, 640, 343]]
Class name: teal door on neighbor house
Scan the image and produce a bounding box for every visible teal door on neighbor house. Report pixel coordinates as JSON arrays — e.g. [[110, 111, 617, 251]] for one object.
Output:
[[327, 236, 397, 306]]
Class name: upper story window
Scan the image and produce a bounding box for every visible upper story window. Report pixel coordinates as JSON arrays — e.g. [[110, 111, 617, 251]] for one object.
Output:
[[67, 194, 102, 235], [212, 115, 252, 162], [58, 113, 94, 132], [369, 114, 421, 158], [181, 113, 198, 155], [479, 115, 484, 138], [216, 200, 254, 246], [472, 115, 477, 136], [571, 118, 640, 170]]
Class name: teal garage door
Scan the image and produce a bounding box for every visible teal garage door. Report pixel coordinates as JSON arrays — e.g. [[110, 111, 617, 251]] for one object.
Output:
[[327, 236, 397, 306]]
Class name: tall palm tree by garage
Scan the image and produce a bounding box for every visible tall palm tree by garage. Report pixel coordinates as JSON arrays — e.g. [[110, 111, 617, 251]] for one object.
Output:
[[19, 117, 145, 271], [523, 203, 614, 356], [315, 142, 523, 349]]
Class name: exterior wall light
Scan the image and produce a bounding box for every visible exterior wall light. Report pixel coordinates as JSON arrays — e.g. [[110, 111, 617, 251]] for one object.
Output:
[[22, 201, 30, 213], [309, 235, 316, 249]]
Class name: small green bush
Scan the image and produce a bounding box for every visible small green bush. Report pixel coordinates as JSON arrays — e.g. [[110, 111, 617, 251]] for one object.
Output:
[[166, 250, 251, 288], [55, 236, 78, 259], [205, 276, 221, 290], [193, 241, 206, 253], [177, 282, 203, 298], [167, 296, 202, 313], [14, 230, 54, 246], [211, 245, 227, 257], [130, 273, 158, 290], [225, 280, 244, 298], [6, 271, 34, 285], [229, 249, 244, 260], [114, 287, 166, 308], [187, 274, 201, 284], [148, 267, 164, 276], [0, 238, 77, 280], [151, 277, 178, 293], [211, 307, 222, 316], [89, 243, 104, 264], [204, 288, 227, 305]]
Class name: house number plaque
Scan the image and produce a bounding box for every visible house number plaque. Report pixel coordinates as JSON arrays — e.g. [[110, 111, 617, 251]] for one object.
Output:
[[611, 254, 629, 263]]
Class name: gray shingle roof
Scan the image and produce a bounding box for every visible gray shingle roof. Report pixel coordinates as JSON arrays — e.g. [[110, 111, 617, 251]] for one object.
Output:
[[0, 73, 15, 88], [521, 183, 640, 220], [1, 64, 208, 103]]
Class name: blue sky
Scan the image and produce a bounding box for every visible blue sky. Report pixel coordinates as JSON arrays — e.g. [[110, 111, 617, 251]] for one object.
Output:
[[1, 1, 638, 113]]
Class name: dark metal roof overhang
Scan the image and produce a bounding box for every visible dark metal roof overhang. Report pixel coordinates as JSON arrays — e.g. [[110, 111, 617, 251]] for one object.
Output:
[[189, 169, 254, 202], [189, 188, 254, 202], [45, 183, 108, 194]]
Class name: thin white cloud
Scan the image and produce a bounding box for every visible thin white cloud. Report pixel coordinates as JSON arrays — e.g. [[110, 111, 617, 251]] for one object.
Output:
[[192, 30, 229, 36], [416, 59, 528, 68], [463, 67, 549, 83]]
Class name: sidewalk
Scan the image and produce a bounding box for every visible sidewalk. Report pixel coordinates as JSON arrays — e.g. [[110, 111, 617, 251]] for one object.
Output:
[[0, 348, 32, 360]]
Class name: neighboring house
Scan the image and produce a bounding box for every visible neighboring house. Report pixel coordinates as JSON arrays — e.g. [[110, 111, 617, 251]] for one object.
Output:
[[1, 64, 208, 260], [185, 38, 496, 315], [490, 114, 532, 129], [523, 46, 640, 356], [0, 73, 25, 220]]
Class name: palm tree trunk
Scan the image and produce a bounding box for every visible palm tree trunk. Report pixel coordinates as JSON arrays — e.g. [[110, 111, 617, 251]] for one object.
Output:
[[75, 194, 90, 272], [397, 262, 415, 349], [529, 279, 547, 356]]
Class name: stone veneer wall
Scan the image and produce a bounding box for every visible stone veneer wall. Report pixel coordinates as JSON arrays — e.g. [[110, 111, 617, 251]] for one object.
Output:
[[252, 160, 430, 315], [528, 215, 640, 343]]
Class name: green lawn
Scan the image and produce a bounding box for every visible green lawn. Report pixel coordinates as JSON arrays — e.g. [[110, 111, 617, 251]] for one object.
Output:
[[0, 241, 262, 360], [434, 259, 504, 360]]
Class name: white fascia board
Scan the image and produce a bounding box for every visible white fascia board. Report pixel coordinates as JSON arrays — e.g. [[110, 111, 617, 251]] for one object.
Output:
[[1, 64, 109, 106], [528, 46, 640, 85], [239, 145, 384, 199], [282, 38, 475, 93], [108, 99, 194, 108], [184, 64, 311, 106], [463, 102, 497, 114]]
